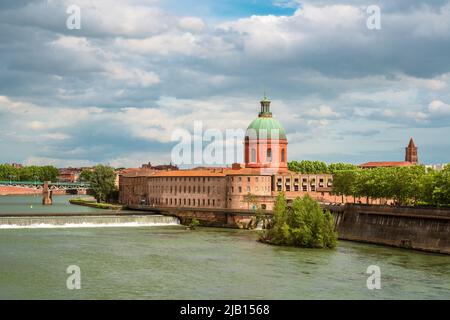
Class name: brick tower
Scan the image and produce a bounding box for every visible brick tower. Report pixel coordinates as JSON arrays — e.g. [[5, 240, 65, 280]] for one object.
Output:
[[405, 138, 418, 164]]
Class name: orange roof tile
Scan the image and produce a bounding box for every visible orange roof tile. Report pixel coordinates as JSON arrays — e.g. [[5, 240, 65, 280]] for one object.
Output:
[[359, 161, 413, 168]]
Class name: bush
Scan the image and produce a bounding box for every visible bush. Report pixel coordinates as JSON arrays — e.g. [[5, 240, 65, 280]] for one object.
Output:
[[260, 193, 337, 249], [189, 218, 200, 230]]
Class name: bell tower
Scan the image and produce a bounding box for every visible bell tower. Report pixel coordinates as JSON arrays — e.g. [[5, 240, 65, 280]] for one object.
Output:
[[405, 138, 418, 164]]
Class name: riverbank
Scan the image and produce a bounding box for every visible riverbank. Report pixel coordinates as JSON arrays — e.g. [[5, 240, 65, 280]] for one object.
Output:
[[69, 198, 124, 210], [0, 186, 41, 196]]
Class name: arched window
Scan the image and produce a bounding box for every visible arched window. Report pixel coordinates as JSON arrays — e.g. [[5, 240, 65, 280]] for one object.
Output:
[[251, 148, 256, 163], [281, 149, 285, 162], [267, 148, 272, 162]]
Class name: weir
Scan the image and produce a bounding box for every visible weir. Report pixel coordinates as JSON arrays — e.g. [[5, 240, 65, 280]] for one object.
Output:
[[0, 214, 180, 229]]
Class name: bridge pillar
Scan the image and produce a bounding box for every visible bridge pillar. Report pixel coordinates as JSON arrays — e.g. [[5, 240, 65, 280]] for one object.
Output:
[[42, 181, 53, 205]]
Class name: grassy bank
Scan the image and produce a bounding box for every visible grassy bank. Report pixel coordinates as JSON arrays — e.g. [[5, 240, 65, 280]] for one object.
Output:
[[69, 198, 124, 210]]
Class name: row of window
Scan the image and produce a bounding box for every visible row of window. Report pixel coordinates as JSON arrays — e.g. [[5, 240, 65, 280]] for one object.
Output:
[[275, 177, 333, 192], [230, 185, 271, 193], [151, 177, 221, 182], [230, 176, 270, 182], [150, 197, 221, 207], [150, 185, 221, 194]]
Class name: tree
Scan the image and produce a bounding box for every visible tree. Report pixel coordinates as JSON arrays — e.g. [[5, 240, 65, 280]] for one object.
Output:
[[87, 165, 117, 203], [331, 170, 359, 202], [80, 169, 93, 182], [261, 193, 337, 248], [0, 164, 20, 181], [0, 164, 58, 182], [288, 160, 328, 174], [328, 163, 357, 174], [431, 166, 450, 206], [40, 166, 59, 182]]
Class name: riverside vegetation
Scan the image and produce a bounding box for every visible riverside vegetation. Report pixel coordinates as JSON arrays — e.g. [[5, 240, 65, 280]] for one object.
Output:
[[332, 165, 450, 206], [288, 160, 450, 207], [0, 164, 59, 182], [260, 193, 337, 249], [80, 165, 118, 203]]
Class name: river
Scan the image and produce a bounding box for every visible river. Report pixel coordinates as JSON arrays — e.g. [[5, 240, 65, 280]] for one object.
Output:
[[0, 195, 449, 299]]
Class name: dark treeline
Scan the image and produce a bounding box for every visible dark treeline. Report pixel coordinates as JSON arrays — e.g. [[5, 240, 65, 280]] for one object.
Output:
[[332, 165, 450, 207], [0, 164, 59, 182]]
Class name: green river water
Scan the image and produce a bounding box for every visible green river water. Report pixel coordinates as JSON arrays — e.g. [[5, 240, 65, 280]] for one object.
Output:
[[0, 195, 449, 299]]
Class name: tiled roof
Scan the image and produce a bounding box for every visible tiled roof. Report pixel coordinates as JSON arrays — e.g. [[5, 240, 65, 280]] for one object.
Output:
[[359, 161, 413, 168], [121, 167, 277, 178]]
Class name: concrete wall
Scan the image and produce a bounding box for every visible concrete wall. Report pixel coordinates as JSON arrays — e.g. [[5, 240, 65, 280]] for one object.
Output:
[[332, 204, 450, 254]]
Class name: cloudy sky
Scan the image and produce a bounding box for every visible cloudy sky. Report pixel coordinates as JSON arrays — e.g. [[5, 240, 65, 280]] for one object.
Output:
[[0, 0, 449, 168]]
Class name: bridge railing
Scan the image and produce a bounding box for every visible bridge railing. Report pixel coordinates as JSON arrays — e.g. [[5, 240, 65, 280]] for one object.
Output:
[[0, 180, 90, 188]]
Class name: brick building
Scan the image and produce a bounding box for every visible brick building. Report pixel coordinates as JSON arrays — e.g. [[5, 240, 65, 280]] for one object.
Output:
[[359, 138, 419, 169], [119, 97, 343, 210]]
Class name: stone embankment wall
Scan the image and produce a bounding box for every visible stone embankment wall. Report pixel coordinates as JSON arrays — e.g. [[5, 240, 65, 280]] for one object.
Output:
[[329, 204, 450, 254]]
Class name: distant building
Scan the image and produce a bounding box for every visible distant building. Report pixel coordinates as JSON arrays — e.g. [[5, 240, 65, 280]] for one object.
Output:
[[405, 138, 418, 163], [359, 138, 419, 169], [58, 168, 82, 183], [425, 164, 447, 171], [141, 162, 179, 171], [11, 163, 23, 169]]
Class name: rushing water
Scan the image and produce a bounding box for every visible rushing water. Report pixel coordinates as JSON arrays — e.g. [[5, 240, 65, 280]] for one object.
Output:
[[0, 195, 449, 299]]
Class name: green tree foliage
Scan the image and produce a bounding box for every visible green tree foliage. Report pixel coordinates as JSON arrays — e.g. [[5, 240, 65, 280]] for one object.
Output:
[[332, 165, 450, 206], [288, 160, 356, 174], [79, 169, 93, 182], [288, 160, 328, 174], [0, 164, 58, 182], [430, 166, 450, 206], [261, 193, 337, 248], [86, 165, 117, 203], [327, 163, 358, 173]]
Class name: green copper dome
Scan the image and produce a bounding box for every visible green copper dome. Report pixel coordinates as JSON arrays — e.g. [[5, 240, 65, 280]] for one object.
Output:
[[246, 117, 287, 140], [245, 96, 287, 140]]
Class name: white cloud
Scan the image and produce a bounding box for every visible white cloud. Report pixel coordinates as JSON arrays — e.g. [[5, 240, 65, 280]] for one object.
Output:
[[178, 17, 205, 32], [305, 105, 339, 118], [428, 100, 450, 115]]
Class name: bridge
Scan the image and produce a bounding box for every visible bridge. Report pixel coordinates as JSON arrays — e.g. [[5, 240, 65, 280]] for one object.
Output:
[[0, 180, 90, 190]]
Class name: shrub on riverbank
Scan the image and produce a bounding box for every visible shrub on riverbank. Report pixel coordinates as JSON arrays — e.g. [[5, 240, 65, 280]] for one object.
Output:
[[260, 193, 337, 249]]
